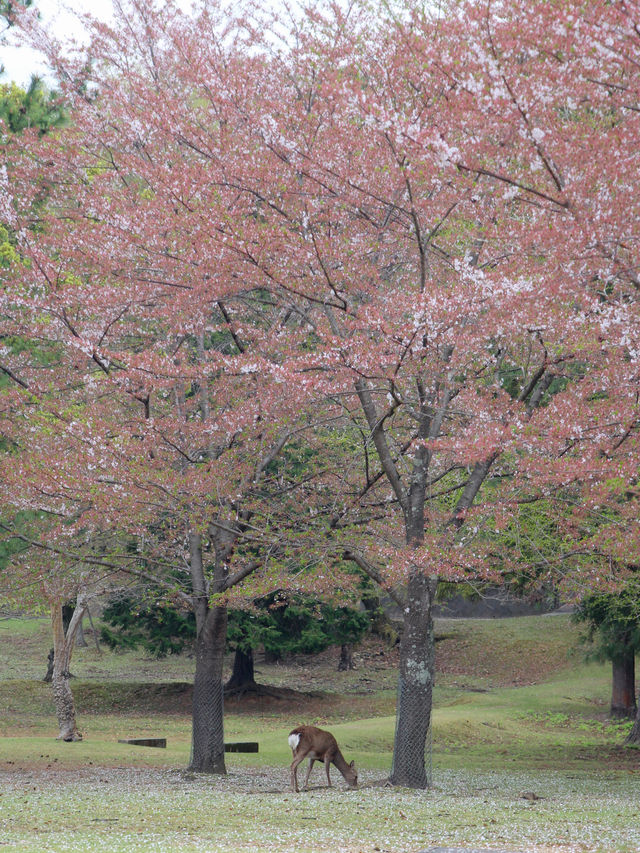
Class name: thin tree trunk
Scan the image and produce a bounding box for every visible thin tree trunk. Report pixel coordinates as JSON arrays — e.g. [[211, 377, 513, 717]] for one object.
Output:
[[43, 648, 54, 683], [75, 618, 87, 647], [50, 593, 87, 742], [338, 643, 355, 671], [390, 572, 436, 788], [611, 651, 636, 719], [63, 601, 86, 647], [85, 605, 102, 653]]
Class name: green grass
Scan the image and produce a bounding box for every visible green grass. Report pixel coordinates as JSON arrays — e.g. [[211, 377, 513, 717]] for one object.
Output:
[[1, 613, 639, 851]]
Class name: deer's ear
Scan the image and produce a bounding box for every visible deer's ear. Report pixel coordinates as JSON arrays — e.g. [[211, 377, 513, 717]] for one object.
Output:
[[349, 761, 355, 769]]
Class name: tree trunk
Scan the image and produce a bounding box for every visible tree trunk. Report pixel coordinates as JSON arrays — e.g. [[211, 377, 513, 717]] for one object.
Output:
[[611, 651, 636, 719], [75, 617, 87, 647], [62, 601, 86, 650], [338, 643, 355, 671], [45, 601, 87, 680], [189, 604, 228, 773], [188, 531, 228, 774], [50, 594, 87, 742], [225, 647, 256, 690], [85, 605, 102, 653], [390, 571, 436, 789], [62, 603, 74, 633], [626, 690, 640, 745], [43, 648, 54, 683]]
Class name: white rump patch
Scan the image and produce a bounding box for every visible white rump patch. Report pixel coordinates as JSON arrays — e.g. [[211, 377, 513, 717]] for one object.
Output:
[[288, 733, 300, 751]]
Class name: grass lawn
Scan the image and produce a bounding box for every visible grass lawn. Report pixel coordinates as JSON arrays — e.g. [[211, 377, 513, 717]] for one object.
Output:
[[1, 613, 639, 852]]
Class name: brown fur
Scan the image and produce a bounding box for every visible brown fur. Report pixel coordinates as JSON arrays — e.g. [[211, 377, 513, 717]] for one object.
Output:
[[288, 725, 357, 792]]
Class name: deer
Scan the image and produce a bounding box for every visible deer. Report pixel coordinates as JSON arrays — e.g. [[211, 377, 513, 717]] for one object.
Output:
[[288, 725, 358, 793]]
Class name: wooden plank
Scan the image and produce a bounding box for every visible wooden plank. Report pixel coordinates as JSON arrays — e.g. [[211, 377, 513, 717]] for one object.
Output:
[[117, 738, 259, 752], [224, 742, 259, 753], [118, 738, 166, 748]]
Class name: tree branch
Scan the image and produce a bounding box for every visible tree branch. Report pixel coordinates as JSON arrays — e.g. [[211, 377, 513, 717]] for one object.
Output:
[[355, 378, 408, 514]]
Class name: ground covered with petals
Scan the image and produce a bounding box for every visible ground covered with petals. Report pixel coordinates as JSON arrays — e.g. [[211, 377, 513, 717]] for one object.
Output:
[[1, 764, 639, 853], [1, 614, 638, 852]]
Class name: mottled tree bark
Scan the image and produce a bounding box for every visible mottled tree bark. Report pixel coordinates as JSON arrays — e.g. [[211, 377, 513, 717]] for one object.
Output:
[[390, 572, 436, 788], [50, 593, 87, 742], [188, 531, 228, 774], [189, 603, 228, 773]]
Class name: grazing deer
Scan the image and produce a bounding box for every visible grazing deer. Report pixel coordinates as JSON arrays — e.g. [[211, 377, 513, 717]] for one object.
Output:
[[288, 725, 358, 792]]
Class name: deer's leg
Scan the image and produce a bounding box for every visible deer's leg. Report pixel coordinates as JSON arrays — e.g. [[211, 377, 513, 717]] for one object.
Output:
[[324, 756, 332, 787], [290, 753, 306, 793], [303, 758, 316, 790]]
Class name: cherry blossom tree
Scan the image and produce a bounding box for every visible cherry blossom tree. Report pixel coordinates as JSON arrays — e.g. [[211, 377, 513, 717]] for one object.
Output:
[[230, 0, 640, 785], [0, 0, 342, 772]]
